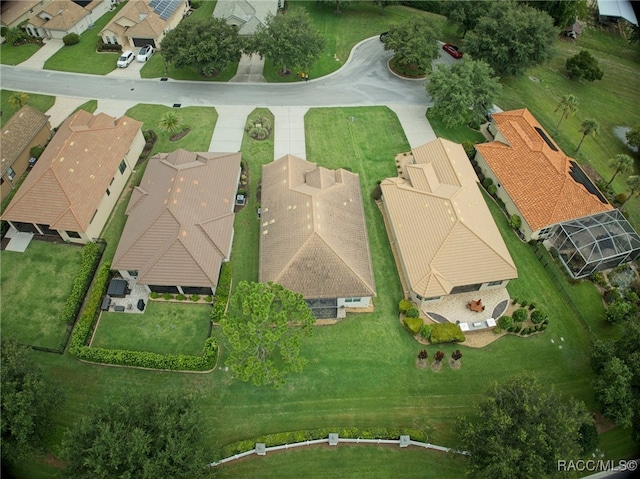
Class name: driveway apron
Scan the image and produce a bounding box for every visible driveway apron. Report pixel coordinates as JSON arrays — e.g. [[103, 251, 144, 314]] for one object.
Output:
[[17, 38, 65, 69], [208, 105, 254, 152], [387, 104, 436, 148], [271, 106, 309, 160]]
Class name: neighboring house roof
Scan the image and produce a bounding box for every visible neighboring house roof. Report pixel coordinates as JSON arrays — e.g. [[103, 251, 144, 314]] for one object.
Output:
[[213, 0, 278, 35], [28, 0, 98, 31], [259, 155, 376, 300], [113, 150, 241, 288], [1, 105, 50, 176], [2, 110, 142, 232], [381, 138, 517, 299], [596, 0, 638, 25], [475, 109, 612, 233], [0, 0, 42, 27], [100, 0, 183, 39]]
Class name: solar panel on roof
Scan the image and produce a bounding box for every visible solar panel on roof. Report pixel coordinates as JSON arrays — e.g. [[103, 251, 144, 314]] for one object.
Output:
[[150, 0, 181, 20]]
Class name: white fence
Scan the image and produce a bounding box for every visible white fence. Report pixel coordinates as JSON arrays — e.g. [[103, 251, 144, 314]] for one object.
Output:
[[210, 434, 469, 467]]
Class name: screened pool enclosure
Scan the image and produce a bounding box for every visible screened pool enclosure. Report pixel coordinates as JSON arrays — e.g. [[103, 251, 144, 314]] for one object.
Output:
[[549, 210, 640, 278]]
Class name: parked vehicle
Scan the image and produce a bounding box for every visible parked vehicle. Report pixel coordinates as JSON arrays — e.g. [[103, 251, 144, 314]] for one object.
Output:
[[117, 50, 135, 68], [379, 31, 388, 42], [442, 43, 463, 59], [137, 44, 154, 62]]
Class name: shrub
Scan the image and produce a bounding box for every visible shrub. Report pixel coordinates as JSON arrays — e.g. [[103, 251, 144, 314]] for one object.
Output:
[[398, 299, 413, 313], [495, 197, 506, 209], [434, 350, 446, 363], [176, 293, 186, 301], [530, 310, 547, 324], [487, 184, 497, 195], [512, 324, 522, 334], [497, 315, 514, 331], [149, 292, 159, 299], [211, 262, 232, 323], [204, 295, 213, 303], [603, 288, 621, 304], [430, 323, 465, 344], [190, 294, 199, 302], [162, 292, 172, 300], [405, 307, 420, 318], [451, 349, 463, 361], [29, 145, 45, 159], [615, 193, 627, 204], [519, 299, 528, 308], [404, 317, 423, 335], [605, 300, 637, 324], [61, 242, 102, 324], [528, 303, 536, 311], [511, 297, 519, 305], [190, 0, 202, 8], [589, 271, 607, 287], [509, 214, 522, 230], [96, 39, 122, 52], [418, 349, 428, 360], [420, 324, 432, 339], [482, 177, 494, 188], [512, 308, 528, 322], [63, 33, 80, 46], [462, 141, 475, 159]]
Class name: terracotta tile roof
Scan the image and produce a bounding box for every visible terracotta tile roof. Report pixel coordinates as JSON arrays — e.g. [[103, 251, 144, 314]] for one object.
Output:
[[381, 138, 517, 298], [1, 105, 50, 176], [2, 110, 142, 231], [101, 0, 183, 39], [259, 155, 376, 300], [113, 150, 241, 288], [475, 109, 612, 232], [29, 0, 95, 31]]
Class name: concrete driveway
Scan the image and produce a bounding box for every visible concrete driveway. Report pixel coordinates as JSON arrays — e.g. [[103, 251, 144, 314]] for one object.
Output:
[[17, 38, 65, 69]]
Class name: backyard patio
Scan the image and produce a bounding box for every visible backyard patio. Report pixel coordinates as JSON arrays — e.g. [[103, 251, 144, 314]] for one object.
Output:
[[421, 288, 510, 330]]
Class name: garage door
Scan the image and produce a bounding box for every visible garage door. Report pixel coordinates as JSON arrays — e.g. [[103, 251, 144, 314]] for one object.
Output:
[[132, 38, 156, 48]]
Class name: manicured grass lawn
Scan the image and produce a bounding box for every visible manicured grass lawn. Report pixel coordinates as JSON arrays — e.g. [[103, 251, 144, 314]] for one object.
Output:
[[230, 108, 274, 288], [0, 42, 41, 66], [43, 1, 126, 74], [91, 302, 211, 355], [73, 99, 98, 114], [263, 2, 452, 82], [1, 89, 55, 127], [0, 241, 83, 349], [9, 108, 639, 479], [124, 104, 217, 155], [427, 110, 486, 144], [495, 30, 640, 230]]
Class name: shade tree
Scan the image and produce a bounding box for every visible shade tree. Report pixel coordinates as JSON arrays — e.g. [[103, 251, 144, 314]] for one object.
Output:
[[566, 50, 604, 82], [383, 17, 440, 74]]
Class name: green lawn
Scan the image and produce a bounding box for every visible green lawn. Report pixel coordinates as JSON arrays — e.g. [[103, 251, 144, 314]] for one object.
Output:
[[0, 42, 41, 66], [427, 110, 486, 144], [73, 99, 98, 114], [124, 104, 217, 155], [230, 108, 274, 288], [1, 89, 55, 127], [0, 241, 84, 349], [495, 29, 640, 230], [262, 1, 453, 82], [43, 1, 127, 74], [91, 302, 211, 355], [7, 108, 639, 479]]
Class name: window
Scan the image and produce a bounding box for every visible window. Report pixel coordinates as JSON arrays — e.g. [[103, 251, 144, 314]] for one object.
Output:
[[344, 298, 361, 303], [118, 159, 126, 174], [127, 270, 139, 278], [66, 231, 82, 239], [7, 167, 15, 181], [487, 280, 503, 286], [106, 188, 111, 196], [104, 35, 111, 44]]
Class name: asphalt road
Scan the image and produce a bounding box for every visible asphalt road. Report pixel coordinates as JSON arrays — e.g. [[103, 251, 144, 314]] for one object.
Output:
[[0, 38, 431, 108]]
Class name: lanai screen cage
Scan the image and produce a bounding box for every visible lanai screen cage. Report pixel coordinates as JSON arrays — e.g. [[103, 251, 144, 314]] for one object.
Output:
[[549, 210, 640, 278]]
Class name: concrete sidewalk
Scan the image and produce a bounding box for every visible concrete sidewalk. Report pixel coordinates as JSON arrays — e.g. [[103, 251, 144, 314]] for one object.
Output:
[[387, 104, 435, 148], [271, 106, 308, 160], [18, 38, 64, 69], [45, 97, 88, 127], [208, 106, 254, 152]]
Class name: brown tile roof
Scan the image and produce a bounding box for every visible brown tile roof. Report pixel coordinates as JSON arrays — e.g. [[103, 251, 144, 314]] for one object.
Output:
[[0, 1, 42, 26], [1, 105, 50, 176], [381, 138, 517, 298], [100, 0, 182, 39], [259, 155, 376, 300], [29, 0, 94, 31], [113, 150, 241, 288], [2, 110, 142, 231], [475, 109, 612, 232]]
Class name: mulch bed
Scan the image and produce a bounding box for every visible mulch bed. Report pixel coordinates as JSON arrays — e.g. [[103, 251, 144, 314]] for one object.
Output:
[[170, 128, 191, 142]]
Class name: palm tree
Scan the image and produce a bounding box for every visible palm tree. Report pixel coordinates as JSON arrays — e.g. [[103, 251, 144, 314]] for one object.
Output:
[[8, 92, 29, 111], [621, 175, 640, 209], [575, 118, 599, 152], [606, 154, 633, 188], [157, 111, 183, 134], [554, 94, 579, 132]]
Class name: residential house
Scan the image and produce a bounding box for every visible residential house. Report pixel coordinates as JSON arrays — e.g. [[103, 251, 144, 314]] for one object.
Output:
[[474, 108, 613, 242], [381, 138, 517, 307], [213, 0, 281, 35], [100, 0, 188, 49], [259, 155, 376, 319], [2, 110, 143, 243], [1, 105, 52, 200], [1, 0, 55, 29], [24, 0, 112, 40], [113, 149, 241, 296]]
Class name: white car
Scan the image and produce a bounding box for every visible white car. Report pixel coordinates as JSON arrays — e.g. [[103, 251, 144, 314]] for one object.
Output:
[[137, 45, 154, 62], [117, 50, 135, 68]]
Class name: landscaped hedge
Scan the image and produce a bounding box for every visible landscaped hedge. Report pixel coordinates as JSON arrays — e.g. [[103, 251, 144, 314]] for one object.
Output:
[[512, 308, 529, 322], [429, 323, 465, 344], [74, 337, 217, 371], [61, 242, 102, 325], [69, 261, 111, 353], [403, 316, 423, 335], [219, 427, 430, 458], [398, 299, 413, 313], [211, 262, 232, 323]]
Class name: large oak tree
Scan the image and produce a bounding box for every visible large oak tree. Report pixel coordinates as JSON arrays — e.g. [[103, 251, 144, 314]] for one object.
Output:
[[221, 281, 315, 388], [383, 17, 440, 74]]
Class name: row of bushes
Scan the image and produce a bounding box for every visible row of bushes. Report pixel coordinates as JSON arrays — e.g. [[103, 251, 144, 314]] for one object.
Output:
[[511, 297, 536, 309], [149, 292, 212, 302], [511, 323, 547, 335], [211, 262, 232, 322], [430, 322, 465, 343], [69, 261, 112, 353], [219, 426, 430, 458], [61, 242, 102, 325], [73, 337, 217, 371], [403, 316, 422, 335]]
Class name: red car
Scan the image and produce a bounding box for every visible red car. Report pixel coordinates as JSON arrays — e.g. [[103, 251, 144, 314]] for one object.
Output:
[[442, 43, 463, 59]]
